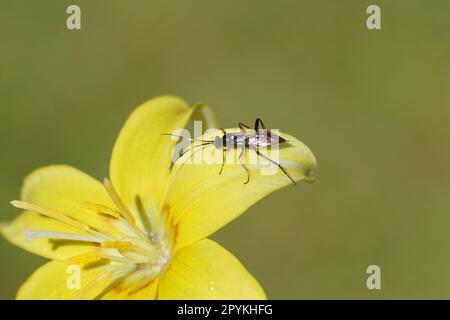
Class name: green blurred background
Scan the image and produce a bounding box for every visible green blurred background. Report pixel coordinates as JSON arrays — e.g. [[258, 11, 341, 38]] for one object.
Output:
[[1, 0, 450, 299]]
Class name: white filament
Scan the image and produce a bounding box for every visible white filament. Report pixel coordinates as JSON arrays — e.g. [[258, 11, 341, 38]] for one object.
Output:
[[24, 229, 103, 243]]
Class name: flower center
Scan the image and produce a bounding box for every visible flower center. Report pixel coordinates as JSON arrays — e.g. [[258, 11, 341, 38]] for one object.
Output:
[[11, 178, 173, 299]]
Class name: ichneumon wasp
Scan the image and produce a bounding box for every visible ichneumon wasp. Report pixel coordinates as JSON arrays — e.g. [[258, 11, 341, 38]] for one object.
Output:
[[163, 118, 295, 185]]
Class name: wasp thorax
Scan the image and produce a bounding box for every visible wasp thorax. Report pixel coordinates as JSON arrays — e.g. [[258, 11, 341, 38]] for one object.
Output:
[[214, 135, 223, 149]]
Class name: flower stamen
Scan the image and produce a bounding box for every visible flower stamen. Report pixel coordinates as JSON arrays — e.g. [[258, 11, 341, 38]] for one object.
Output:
[[103, 178, 136, 225], [11, 200, 89, 232], [101, 240, 133, 250], [100, 253, 131, 263], [23, 229, 103, 243], [75, 271, 113, 300], [65, 251, 102, 265], [80, 202, 121, 218]]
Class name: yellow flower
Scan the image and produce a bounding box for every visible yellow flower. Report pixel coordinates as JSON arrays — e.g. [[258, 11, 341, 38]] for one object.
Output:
[[1, 96, 317, 300]]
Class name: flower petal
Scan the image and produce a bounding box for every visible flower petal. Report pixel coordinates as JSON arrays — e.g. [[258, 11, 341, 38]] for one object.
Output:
[[1, 165, 121, 259], [0, 211, 93, 260], [21, 165, 119, 234], [101, 279, 159, 300], [110, 96, 216, 215], [158, 239, 266, 299], [16, 261, 113, 300], [164, 131, 317, 248]]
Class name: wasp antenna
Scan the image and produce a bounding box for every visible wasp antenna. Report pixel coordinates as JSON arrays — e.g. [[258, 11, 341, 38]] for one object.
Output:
[[161, 133, 183, 137], [161, 133, 193, 141], [161, 133, 214, 143]]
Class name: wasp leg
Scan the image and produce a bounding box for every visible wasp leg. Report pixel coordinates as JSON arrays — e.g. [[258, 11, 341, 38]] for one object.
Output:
[[171, 142, 211, 174], [239, 122, 250, 131], [252, 147, 296, 185], [255, 118, 266, 131], [219, 147, 227, 175], [169, 143, 189, 170], [239, 147, 250, 184], [170, 142, 208, 168]]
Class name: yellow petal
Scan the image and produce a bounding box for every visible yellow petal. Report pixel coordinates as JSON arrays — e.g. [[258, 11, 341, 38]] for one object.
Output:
[[19, 165, 119, 235], [109, 96, 216, 214], [0, 211, 95, 260], [165, 131, 317, 248], [16, 261, 113, 300], [0, 165, 123, 259], [158, 239, 266, 299]]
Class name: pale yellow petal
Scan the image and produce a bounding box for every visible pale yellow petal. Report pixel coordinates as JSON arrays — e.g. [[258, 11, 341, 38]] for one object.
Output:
[[16, 261, 113, 300], [158, 239, 266, 299], [164, 130, 317, 248], [109, 96, 216, 217]]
